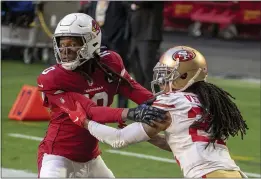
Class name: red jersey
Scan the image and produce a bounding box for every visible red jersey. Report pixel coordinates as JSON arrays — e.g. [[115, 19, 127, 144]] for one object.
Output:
[[37, 50, 153, 166]]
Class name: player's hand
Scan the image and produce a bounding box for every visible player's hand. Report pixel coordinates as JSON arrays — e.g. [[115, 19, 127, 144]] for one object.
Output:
[[60, 101, 88, 128], [150, 112, 171, 131], [127, 104, 167, 126]]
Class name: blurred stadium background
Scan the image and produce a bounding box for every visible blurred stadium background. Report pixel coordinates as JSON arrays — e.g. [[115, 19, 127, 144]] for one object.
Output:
[[1, 1, 260, 177]]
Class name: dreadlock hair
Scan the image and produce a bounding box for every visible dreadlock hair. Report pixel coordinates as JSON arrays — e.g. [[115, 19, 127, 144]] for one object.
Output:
[[75, 52, 133, 89], [185, 81, 248, 146]]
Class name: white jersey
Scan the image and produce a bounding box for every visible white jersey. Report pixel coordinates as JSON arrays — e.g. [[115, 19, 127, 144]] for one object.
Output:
[[153, 92, 242, 178]]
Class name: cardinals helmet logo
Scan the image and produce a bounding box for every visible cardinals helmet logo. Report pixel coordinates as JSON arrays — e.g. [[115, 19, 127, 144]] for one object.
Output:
[[92, 20, 101, 35]]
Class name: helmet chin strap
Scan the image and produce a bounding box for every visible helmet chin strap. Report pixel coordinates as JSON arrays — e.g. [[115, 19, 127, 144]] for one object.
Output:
[[204, 74, 208, 82], [176, 68, 202, 92], [168, 81, 173, 93]]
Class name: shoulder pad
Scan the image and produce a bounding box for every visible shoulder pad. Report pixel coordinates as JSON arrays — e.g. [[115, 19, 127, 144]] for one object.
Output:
[[152, 92, 189, 111], [37, 65, 62, 92], [99, 50, 124, 74]]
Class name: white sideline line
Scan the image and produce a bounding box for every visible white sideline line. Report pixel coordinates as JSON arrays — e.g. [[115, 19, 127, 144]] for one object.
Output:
[[8, 133, 43, 141], [8, 133, 261, 178], [2, 168, 37, 177]]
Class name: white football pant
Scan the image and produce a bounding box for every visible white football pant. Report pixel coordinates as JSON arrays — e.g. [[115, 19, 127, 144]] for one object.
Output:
[[39, 154, 114, 178]]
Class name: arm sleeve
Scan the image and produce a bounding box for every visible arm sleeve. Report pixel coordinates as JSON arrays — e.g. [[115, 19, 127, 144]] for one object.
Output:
[[87, 121, 151, 148], [45, 91, 124, 124]]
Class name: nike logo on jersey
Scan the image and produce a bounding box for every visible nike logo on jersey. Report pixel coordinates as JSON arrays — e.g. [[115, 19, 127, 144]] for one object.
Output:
[[60, 97, 65, 104], [74, 117, 79, 122], [38, 84, 43, 88]]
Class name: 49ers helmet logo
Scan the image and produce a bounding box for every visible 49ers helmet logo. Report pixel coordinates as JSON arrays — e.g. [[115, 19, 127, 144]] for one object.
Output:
[[173, 50, 195, 62], [92, 20, 101, 35]]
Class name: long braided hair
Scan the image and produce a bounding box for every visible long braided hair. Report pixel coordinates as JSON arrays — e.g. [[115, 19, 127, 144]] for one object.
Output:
[[185, 81, 248, 145]]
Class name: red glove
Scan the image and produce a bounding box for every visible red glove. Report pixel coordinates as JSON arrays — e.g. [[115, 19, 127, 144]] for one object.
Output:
[[60, 101, 87, 127]]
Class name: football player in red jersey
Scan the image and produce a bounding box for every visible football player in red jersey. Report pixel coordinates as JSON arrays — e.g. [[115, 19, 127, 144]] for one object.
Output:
[[37, 13, 167, 178]]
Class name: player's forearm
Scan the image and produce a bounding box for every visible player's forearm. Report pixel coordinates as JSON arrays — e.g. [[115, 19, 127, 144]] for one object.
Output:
[[50, 92, 129, 124], [148, 134, 172, 152], [85, 121, 150, 148], [88, 107, 129, 124]]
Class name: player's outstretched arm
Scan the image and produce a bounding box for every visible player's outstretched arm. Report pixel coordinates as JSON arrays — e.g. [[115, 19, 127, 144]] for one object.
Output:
[[87, 121, 151, 148], [61, 101, 171, 148], [49, 91, 165, 125], [86, 113, 171, 148]]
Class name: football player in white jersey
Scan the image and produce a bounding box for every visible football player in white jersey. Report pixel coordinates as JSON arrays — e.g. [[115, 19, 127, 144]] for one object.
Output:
[[61, 46, 249, 178]]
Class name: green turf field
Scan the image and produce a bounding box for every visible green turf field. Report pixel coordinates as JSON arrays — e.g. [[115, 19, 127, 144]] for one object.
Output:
[[2, 60, 260, 177]]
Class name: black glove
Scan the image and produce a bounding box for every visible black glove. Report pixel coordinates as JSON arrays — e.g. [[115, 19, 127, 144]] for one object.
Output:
[[127, 104, 167, 126]]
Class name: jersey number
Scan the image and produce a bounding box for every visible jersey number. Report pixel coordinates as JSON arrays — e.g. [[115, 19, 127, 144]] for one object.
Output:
[[41, 91, 108, 107], [41, 67, 109, 106], [188, 107, 225, 145], [188, 106, 208, 142], [42, 67, 55, 74], [84, 92, 108, 106], [188, 107, 210, 143]]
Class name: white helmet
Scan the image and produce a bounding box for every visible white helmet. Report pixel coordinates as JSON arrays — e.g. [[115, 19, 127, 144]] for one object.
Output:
[[53, 13, 102, 70]]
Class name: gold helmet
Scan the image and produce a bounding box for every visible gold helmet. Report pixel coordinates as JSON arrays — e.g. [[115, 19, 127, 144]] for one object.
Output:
[[151, 46, 208, 95]]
